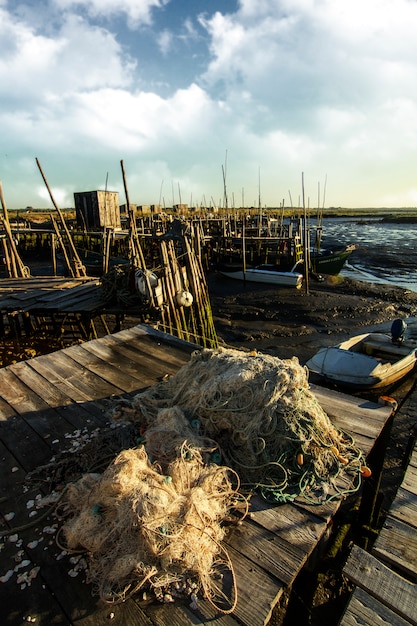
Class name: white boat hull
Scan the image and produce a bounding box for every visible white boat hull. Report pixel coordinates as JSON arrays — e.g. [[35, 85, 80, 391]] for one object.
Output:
[[306, 332, 417, 390], [219, 267, 303, 288]]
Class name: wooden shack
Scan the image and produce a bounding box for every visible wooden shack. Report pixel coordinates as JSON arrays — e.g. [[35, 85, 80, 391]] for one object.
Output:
[[74, 190, 121, 231]]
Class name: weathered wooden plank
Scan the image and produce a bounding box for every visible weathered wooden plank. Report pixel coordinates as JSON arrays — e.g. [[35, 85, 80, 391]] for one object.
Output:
[[0, 365, 102, 461], [224, 544, 283, 626], [75, 601, 154, 626], [372, 515, 417, 580], [0, 414, 51, 472], [25, 350, 124, 403], [387, 486, 417, 528], [62, 342, 146, 393], [0, 277, 91, 291], [339, 587, 413, 626], [67, 330, 188, 388], [0, 546, 69, 626], [0, 277, 99, 313], [9, 360, 76, 409], [0, 367, 92, 471], [249, 494, 328, 555], [311, 383, 393, 419], [0, 394, 17, 420], [144, 600, 240, 626], [343, 545, 417, 626], [23, 355, 113, 424], [9, 525, 102, 625], [402, 463, 417, 496], [0, 439, 30, 524], [89, 332, 191, 377], [311, 384, 393, 452], [0, 367, 53, 416], [95, 330, 192, 379], [225, 517, 305, 586], [35, 280, 100, 302], [0, 443, 72, 624], [125, 324, 198, 358]]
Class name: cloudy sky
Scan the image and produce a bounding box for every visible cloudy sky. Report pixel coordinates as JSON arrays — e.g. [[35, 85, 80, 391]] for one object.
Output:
[[1, 0, 417, 210]]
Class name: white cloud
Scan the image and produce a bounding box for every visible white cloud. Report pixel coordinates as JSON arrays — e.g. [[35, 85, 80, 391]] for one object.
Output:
[[2, 0, 417, 208], [52, 0, 169, 27], [0, 10, 134, 100], [193, 0, 417, 205], [62, 83, 219, 155], [201, 0, 417, 113], [157, 29, 173, 56]]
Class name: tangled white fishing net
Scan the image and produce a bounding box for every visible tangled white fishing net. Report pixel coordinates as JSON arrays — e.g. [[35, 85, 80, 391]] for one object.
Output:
[[115, 347, 365, 501], [61, 347, 366, 609], [61, 444, 242, 610]]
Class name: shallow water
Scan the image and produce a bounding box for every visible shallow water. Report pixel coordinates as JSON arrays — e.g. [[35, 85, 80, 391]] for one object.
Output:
[[318, 217, 417, 293]]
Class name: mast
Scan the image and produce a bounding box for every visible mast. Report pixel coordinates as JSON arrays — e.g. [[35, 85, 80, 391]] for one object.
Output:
[[222, 149, 228, 210], [302, 172, 309, 295]]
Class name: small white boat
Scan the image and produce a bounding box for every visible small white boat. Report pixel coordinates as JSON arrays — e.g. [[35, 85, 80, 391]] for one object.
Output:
[[218, 264, 304, 289], [306, 319, 417, 390]]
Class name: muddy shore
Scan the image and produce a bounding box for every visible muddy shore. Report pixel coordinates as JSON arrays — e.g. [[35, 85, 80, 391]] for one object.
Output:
[[207, 271, 417, 364]]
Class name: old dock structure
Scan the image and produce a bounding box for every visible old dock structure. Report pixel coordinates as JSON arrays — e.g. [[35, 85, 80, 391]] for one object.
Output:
[[0, 277, 105, 343], [0, 226, 218, 348], [0, 324, 400, 626], [340, 414, 417, 624]]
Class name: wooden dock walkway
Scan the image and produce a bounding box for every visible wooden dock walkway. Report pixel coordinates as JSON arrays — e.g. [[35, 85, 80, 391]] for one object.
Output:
[[0, 325, 396, 626], [0, 277, 105, 315], [340, 440, 417, 625], [0, 276, 106, 340]]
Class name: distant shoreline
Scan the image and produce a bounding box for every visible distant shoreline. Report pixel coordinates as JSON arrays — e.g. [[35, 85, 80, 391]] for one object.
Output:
[[5, 206, 417, 223]]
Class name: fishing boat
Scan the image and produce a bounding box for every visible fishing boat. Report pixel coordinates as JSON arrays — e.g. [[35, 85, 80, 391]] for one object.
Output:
[[309, 244, 356, 276], [306, 319, 417, 390], [217, 263, 304, 289]]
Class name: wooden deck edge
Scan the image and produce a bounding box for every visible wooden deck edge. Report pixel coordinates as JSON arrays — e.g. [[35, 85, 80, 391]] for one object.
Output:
[[339, 586, 413, 626], [342, 545, 417, 626], [132, 323, 201, 351]]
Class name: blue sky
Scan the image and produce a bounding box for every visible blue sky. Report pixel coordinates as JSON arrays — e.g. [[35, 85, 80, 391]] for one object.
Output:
[[1, 0, 417, 210]]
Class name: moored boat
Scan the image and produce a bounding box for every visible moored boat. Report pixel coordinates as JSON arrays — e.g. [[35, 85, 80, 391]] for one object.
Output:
[[217, 263, 304, 288], [306, 319, 417, 390], [309, 244, 356, 276]]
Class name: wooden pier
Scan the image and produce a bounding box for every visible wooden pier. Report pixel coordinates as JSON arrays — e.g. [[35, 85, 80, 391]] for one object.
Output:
[[0, 325, 397, 625], [340, 426, 417, 624], [0, 277, 107, 342]]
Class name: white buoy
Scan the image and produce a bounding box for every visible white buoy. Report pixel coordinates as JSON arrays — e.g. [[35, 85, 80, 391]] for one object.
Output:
[[176, 290, 193, 307], [135, 269, 158, 298]]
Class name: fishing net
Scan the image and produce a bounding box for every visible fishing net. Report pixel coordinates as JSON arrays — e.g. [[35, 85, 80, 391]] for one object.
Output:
[[113, 347, 366, 503], [60, 442, 244, 610], [60, 347, 366, 610]]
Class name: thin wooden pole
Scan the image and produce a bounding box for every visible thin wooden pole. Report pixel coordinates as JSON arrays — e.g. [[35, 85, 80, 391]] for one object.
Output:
[[160, 240, 183, 339], [35, 158, 87, 277], [0, 181, 29, 277], [51, 215, 75, 277], [120, 160, 156, 308], [1, 236, 12, 276], [302, 172, 309, 295], [51, 233, 57, 276]]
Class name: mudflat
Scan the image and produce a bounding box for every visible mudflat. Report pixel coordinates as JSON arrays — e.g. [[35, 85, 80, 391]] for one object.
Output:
[[208, 271, 417, 365]]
